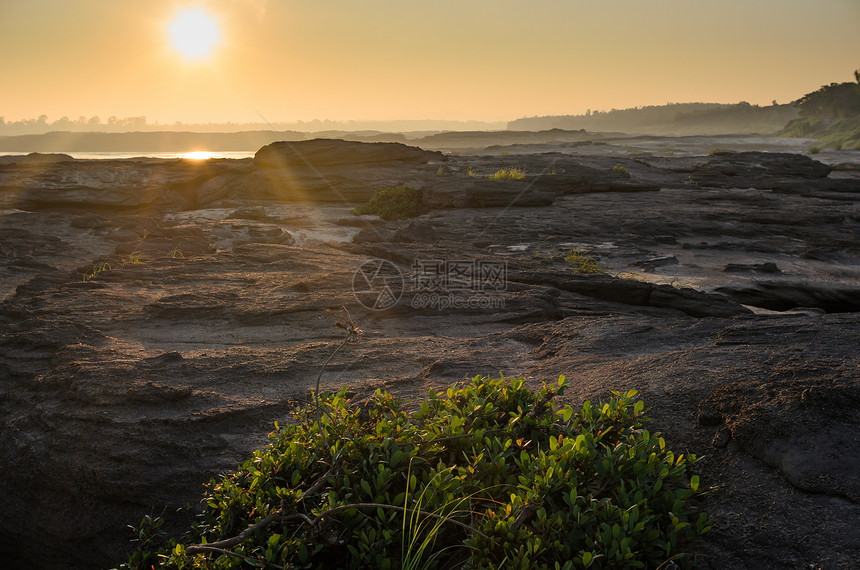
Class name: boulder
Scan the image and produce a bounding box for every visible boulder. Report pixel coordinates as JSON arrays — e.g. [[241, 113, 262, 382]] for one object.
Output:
[[253, 139, 445, 169], [19, 153, 75, 165]]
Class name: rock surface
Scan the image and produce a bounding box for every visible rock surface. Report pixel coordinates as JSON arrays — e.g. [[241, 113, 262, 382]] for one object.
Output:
[[0, 139, 858, 569], [253, 138, 445, 168]]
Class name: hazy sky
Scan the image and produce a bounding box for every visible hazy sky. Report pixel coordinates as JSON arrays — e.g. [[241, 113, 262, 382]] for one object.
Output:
[[2, 0, 859, 124]]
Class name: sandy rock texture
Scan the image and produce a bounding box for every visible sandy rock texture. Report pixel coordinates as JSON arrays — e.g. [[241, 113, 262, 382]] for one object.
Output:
[[0, 139, 858, 568]]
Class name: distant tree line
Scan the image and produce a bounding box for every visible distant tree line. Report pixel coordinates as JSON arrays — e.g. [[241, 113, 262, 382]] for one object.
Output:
[[508, 102, 799, 135], [793, 72, 860, 119], [509, 70, 860, 137], [779, 68, 860, 149], [0, 116, 506, 136], [0, 115, 269, 136]]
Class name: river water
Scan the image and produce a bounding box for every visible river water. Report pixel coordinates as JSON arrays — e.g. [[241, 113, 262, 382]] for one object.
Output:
[[0, 150, 256, 160]]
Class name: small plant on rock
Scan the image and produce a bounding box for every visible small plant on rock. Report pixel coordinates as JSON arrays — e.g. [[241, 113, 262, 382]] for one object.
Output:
[[565, 247, 603, 274], [487, 167, 527, 180], [612, 164, 630, 177], [352, 185, 421, 221], [84, 260, 112, 281]]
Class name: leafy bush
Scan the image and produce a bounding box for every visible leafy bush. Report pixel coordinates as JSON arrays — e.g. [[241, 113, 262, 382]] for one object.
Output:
[[487, 167, 527, 180], [611, 165, 630, 177], [120, 376, 709, 569], [352, 185, 421, 220]]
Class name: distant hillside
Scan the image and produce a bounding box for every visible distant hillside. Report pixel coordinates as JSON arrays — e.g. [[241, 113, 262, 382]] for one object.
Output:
[[779, 76, 860, 150], [509, 102, 798, 135]]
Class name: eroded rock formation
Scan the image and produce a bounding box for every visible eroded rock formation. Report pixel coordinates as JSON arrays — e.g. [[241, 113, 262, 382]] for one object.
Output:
[[0, 140, 858, 568]]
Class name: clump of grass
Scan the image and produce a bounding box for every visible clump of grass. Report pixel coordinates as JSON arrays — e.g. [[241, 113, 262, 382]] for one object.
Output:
[[119, 376, 710, 569], [435, 165, 451, 176], [565, 247, 602, 274], [808, 146, 821, 155], [352, 185, 421, 221], [84, 261, 112, 281], [611, 164, 630, 177], [466, 165, 475, 177], [487, 167, 526, 180]]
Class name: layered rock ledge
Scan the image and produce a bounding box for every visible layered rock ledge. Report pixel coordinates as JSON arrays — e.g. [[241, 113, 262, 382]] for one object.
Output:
[[0, 140, 858, 569]]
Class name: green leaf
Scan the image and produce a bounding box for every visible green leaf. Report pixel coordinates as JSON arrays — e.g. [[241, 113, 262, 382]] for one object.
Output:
[[582, 551, 593, 567], [690, 474, 700, 492], [560, 406, 574, 422]]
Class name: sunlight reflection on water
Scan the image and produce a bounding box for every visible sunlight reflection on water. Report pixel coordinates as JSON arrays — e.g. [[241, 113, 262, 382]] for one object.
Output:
[[179, 151, 214, 160]]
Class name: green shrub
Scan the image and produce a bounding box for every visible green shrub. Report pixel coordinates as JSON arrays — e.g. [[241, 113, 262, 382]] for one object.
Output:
[[119, 376, 709, 569], [808, 146, 821, 155], [487, 167, 527, 180], [352, 185, 421, 221], [611, 165, 630, 177]]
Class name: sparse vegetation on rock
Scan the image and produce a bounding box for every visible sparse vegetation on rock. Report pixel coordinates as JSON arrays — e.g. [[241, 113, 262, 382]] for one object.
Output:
[[351, 185, 421, 221], [565, 247, 603, 274], [611, 165, 630, 177], [487, 167, 527, 180]]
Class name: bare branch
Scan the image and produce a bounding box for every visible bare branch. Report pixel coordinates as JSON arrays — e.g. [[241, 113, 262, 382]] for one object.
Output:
[[186, 510, 284, 554], [184, 545, 279, 567]]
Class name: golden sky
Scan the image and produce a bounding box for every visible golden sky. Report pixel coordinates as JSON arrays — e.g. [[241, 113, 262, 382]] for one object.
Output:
[[2, 0, 859, 124]]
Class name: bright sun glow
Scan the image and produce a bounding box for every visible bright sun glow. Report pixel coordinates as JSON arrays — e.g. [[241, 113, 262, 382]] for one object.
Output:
[[180, 151, 213, 160], [167, 8, 220, 60]]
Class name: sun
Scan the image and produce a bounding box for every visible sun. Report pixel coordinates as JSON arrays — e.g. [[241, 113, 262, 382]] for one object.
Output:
[[167, 8, 220, 60]]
